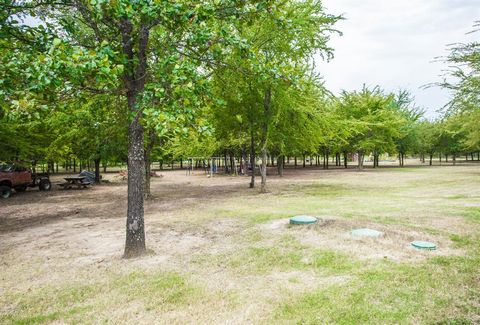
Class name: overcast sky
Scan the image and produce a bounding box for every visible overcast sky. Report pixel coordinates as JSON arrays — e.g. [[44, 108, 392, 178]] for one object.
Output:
[[317, 0, 480, 119]]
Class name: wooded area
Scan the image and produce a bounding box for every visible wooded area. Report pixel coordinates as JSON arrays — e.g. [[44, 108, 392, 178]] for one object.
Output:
[[2, 2, 480, 324], [1, 2, 479, 259]]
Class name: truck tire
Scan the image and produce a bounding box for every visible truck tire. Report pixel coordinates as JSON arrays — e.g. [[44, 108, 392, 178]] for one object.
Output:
[[39, 179, 51, 191], [14, 185, 27, 192], [0, 185, 12, 198]]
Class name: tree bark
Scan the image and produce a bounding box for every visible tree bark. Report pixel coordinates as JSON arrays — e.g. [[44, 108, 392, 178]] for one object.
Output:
[[122, 18, 149, 258], [429, 153, 433, 166], [343, 152, 348, 169], [224, 151, 229, 174], [358, 151, 364, 170], [125, 117, 146, 258], [277, 155, 284, 177], [249, 130, 255, 188], [260, 147, 268, 193], [94, 158, 101, 183], [260, 87, 271, 194]]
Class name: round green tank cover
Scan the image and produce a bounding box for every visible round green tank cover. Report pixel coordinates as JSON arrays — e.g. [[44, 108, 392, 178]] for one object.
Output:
[[411, 241, 437, 250], [290, 215, 318, 225]]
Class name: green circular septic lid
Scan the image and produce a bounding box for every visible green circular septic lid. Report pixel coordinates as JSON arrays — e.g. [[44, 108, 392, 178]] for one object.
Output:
[[351, 228, 383, 238], [290, 215, 318, 225], [411, 241, 437, 250]]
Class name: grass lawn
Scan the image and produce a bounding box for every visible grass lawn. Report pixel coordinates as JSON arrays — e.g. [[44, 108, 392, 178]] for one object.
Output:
[[1, 164, 479, 324]]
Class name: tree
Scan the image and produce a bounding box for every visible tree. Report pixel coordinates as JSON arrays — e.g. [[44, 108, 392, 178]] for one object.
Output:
[[417, 120, 440, 165], [336, 87, 400, 169], [437, 21, 480, 154], [212, 0, 339, 191], [3, 0, 273, 258]]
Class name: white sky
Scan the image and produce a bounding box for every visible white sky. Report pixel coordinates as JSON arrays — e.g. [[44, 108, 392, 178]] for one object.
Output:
[[317, 0, 480, 119]]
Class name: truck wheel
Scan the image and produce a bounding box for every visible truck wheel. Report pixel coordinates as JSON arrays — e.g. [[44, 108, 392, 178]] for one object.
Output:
[[14, 185, 27, 192], [0, 186, 12, 198], [39, 179, 51, 191]]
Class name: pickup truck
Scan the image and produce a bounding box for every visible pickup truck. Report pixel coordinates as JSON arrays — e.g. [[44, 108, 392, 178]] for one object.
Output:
[[0, 163, 51, 198]]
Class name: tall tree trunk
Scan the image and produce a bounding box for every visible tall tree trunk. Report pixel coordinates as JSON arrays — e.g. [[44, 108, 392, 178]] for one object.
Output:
[[303, 155, 306, 168], [277, 155, 284, 177], [94, 158, 101, 183], [124, 115, 146, 258], [241, 146, 247, 175], [260, 148, 268, 193], [224, 151, 229, 174], [358, 151, 364, 170], [249, 130, 255, 188], [344, 152, 348, 169], [453, 153, 456, 166], [260, 87, 271, 194], [429, 153, 433, 166]]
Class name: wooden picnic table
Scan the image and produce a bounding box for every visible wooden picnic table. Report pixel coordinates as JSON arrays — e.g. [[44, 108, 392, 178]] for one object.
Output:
[[58, 176, 92, 189]]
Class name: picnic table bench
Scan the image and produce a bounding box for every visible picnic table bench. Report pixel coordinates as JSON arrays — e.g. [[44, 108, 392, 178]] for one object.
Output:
[[58, 176, 92, 189]]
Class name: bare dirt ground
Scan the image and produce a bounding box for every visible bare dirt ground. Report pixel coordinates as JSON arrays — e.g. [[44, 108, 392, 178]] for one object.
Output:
[[1, 162, 479, 323]]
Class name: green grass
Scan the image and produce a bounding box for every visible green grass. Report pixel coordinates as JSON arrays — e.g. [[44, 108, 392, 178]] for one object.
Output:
[[463, 207, 480, 223], [0, 272, 200, 324], [2, 166, 480, 323], [274, 254, 480, 324], [1, 284, 98, 324], [202, 234, 361, 276]]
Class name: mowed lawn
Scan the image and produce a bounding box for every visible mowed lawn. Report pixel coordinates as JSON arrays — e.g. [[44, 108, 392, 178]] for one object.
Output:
[[1, 164, 479, 324]]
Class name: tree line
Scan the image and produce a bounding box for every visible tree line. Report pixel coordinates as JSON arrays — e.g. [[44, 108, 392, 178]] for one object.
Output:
[[1, 2, 478, 257]]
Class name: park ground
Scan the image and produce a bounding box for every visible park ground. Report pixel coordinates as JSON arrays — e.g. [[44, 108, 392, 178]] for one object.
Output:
[[1, 162, 479, 324]]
